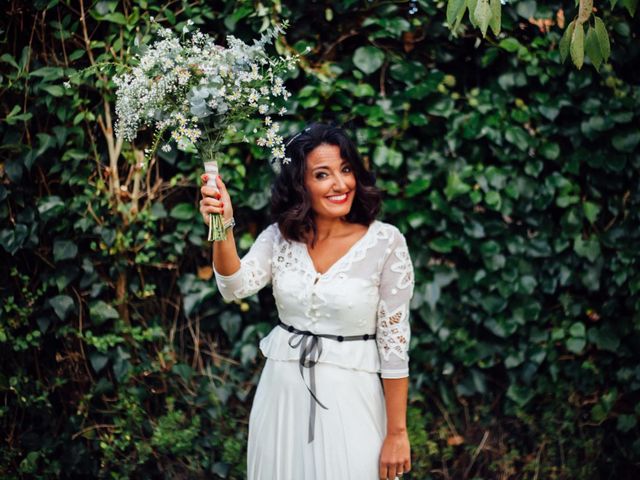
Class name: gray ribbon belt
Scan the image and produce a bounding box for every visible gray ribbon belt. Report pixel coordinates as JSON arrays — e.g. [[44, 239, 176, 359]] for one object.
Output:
[[277, 320, 376, 443]]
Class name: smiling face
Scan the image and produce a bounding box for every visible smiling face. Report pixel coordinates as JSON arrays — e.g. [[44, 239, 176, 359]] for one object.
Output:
[[304, 143, 357, 221]]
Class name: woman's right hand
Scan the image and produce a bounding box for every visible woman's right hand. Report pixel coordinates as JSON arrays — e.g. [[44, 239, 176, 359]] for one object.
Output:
[[199, 174, 234, 226]]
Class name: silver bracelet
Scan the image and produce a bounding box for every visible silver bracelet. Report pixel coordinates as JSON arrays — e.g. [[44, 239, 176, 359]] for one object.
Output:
[[223, 217, 235, 231]]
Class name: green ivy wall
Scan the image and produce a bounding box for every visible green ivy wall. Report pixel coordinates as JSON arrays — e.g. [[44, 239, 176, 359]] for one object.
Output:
[[1, 0, 639, 478]]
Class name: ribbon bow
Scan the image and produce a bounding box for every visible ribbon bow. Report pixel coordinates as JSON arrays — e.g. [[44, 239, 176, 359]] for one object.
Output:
[[287, 329, 329, 444]]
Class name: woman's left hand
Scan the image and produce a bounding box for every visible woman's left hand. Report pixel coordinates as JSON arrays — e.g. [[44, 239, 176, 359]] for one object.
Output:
[[379, 430, 411, 479]]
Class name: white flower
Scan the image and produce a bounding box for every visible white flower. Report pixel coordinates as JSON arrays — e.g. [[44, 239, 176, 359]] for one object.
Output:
[[113, 22, 296, 164], [248, 89, 259, 105]]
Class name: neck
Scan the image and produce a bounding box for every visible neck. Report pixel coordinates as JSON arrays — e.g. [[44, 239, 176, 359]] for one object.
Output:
[[312, 215, 349, 241]]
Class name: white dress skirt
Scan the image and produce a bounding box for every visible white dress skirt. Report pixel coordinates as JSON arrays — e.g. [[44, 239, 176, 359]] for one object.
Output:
[[247, 358, 387, 480]]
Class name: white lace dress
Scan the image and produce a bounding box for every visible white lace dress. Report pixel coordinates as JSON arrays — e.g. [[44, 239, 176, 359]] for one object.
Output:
[[214, 220, 414, 480]]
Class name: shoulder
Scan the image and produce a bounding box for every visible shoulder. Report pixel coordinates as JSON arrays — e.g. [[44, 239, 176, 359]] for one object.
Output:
[[373, 220, 407, 246], [255, 222, 282, 243]]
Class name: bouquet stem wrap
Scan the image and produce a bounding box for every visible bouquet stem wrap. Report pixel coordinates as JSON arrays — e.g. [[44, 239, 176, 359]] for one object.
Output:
[[199, 145, 226, 242]]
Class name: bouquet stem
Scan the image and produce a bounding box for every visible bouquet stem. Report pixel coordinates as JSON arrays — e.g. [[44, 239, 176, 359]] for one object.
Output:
[[199, 145, 227, 242]]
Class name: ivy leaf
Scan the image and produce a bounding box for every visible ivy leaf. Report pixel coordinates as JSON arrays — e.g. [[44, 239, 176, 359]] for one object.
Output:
[[172, 363, 193, 381], [89, 300, 120, 325], [566, 337, 586, 354], [50, 295, 75, 320], [499, 38, 521, 53], [583, 201, 601, 224], [169, 203, 196, 220], [616, 414, 637, 433], [353, 46, 385, 74], [444, 171, 471, 200], [573, 235, 601, 262], [89, 352, 109, 373], [570, 22, 585, 69], [53, 239, 78, 262], [612, 130, 640, 152], [569, 321, 586, 338], [588, 326, 620, 352], [220, 311, 241, 341]]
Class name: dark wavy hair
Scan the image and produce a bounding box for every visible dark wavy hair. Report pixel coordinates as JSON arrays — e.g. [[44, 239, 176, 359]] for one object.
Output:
[[270, 123, 382, 245]]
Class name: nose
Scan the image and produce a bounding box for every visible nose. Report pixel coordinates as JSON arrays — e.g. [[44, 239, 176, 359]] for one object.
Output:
[[332, 174, 348, 192]]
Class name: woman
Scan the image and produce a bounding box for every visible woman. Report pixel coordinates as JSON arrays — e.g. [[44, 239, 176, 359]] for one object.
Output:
[[199, 123, 414, 480]]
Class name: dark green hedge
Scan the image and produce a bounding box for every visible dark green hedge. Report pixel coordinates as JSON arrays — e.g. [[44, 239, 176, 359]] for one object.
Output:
[[1, 0, 639, 478]]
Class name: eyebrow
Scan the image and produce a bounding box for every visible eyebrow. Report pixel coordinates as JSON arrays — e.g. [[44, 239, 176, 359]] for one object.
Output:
[[311, 160, 350, 172]]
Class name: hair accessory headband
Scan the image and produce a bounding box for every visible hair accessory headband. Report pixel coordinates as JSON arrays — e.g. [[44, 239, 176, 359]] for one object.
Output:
[[284, 125, 312, 149], [270, 126, 312, 166]]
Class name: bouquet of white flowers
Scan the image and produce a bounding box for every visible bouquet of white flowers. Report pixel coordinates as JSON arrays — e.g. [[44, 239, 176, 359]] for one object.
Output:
[[114, 20, 295, 240]]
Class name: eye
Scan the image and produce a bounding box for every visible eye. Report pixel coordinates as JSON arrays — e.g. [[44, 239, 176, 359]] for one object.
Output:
[[315, 172, 328, 179], [342, 165, 353, 173]]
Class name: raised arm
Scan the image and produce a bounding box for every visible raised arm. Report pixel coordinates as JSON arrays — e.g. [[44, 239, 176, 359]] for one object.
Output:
[[200, 174, 276, 301]]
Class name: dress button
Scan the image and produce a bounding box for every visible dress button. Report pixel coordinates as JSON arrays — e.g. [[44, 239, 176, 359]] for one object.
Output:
[[339, 273, 346, 279], [337, 336, 344, 342], [392, 288, 398, 295]]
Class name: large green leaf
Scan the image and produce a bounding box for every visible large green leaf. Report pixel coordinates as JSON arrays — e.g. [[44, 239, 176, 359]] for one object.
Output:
[[53, 239, 78, 262], [89, 300, 120, 325], [49, 295, 75, 320], [570, 23, 585, 69], [352, 46, 385, 74]]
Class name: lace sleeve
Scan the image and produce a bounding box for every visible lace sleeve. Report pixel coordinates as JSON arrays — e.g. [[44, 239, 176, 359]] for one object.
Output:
[[376, 227, 415, 379], [213, 223, 277, 301]]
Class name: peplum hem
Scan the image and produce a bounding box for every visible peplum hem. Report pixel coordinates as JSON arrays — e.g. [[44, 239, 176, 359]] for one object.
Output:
[[258, 323, 381, 375]]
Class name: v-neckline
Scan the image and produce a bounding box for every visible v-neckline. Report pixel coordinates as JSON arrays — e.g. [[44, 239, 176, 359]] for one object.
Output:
[[299, 221, 377, 278]]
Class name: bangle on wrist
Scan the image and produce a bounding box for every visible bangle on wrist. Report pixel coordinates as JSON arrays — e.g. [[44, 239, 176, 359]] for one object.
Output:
[[223, 217, 235, 231]]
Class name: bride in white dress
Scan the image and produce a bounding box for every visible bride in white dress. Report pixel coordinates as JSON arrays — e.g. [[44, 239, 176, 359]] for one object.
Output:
[[199, 123, 414, 480]]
